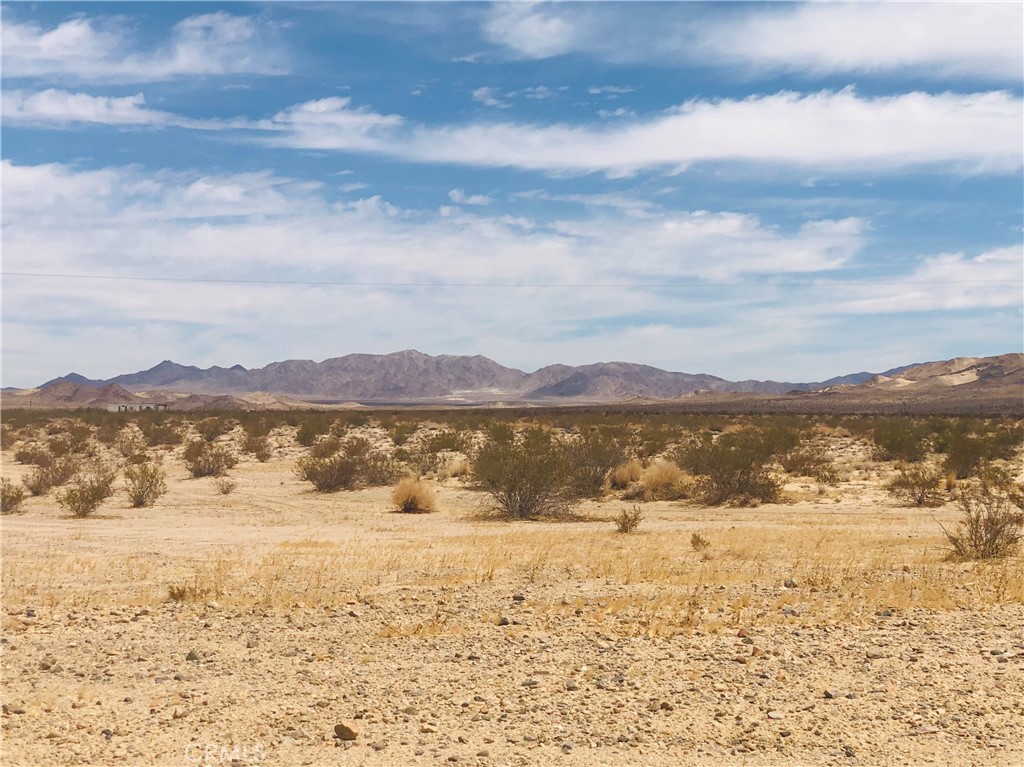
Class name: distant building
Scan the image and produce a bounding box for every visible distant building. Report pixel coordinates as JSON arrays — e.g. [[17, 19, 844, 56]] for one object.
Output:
[[105, 403, 170, 412]]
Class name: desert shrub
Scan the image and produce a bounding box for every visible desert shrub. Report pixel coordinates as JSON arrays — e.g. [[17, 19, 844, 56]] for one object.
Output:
[[614, 505, 644, 533], [630, 424, 675, 460], [388, 421, 420, 446], [22, 457, 80, 496], [1, 479, 27, 514], [14, 444, 53, 467], [94, 422, 120, 445], [939, 424, 1024, 480], [309, 435, 341, 458], [343, 436, 400, 486], [139, 419, 183, 447], [439, 455, 470, 480], [628, 459, 690, 502], [56, 462, 117, 517], [886, 464, 946, 507], [422, 428, 473, 455], [295, 419, 328, 447], [196, 417, 231, 442], [241, 433, 272, 462], [690, 532, 710, 552], [391, 477, 437, 513], [609, 459, 644, 490], [941, 467, 1024, 560], [116, 430, 148, 459], [295, 453, 360, 492], [123, 462, 167, 508], [241, 417, 273, 439], [677, 430, 782, 506], [472, 428, 574, 520], [780, 446, 839, 484], [182, 439, 237, 478], [214, 477, 238, 495], [872, 419, 929, 462], [0, 423, 17, 450], [563, 429, 626, 498]]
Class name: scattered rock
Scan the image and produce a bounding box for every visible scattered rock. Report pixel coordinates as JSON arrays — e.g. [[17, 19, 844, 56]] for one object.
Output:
[[784, 578, 798, 589], [825, 689, 842, 699], [334, 723, 358, 741], [866, 647, 885, 660], [768, 711, 784, 720], [185, 650, 200, 662]]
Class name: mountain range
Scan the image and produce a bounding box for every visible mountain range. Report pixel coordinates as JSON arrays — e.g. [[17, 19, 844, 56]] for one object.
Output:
[[28, 350, 1022, 406]]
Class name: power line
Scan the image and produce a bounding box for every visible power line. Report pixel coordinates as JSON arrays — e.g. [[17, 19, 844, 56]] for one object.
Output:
[[0, 270, 1011, 289]]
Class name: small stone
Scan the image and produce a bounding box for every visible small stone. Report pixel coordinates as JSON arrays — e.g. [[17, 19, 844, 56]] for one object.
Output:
[[660, 701, 674, 711], [476, 750, 489, 757], [185, 650, 200, 662], [512, 595, 525, 602], [783, 578, 798, 589], [780, 730, 792, 738], [866, 648, 885, 660], [371, 742, 387, 752], [767, 711, 784, 720], [562, 741, 575, 751], [498, 617, 510, 626], [173, 673, 189, 682], [3, 705, 26, 715], [737, 628, 749, 638], [824, 689, 841, 699], [402, 706, 418, 715], [565, 680, 580, 692], [844, 745, 856, 757], [102, 728, 113, 740], [334, 723, 358, 741], [522, 679, 539, 687], [782, 607, 799, 616]]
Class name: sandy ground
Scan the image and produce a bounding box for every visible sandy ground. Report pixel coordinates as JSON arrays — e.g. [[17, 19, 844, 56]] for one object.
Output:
[[2, 433, 1023, 767]]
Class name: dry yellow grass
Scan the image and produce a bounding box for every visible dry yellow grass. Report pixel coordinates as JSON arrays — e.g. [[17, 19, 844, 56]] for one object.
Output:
[[390, 476, 437, 513]]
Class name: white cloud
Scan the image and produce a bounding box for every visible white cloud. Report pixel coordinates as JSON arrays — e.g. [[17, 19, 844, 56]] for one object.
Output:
[[0, 88, 232, 130], [267, 88, 1024, 177], [597, 107, 634, 119], [826, 246, 1023, 314], [588, 85, 634, 95], [471, 86, 510, 109], [11, 85, 1021, 179], [448, 189, 492, 206], [2, 12, 287, 83], [3, 159, 1017, 385], [483, 4, 579, 59], [483, 3, 1023, 81]]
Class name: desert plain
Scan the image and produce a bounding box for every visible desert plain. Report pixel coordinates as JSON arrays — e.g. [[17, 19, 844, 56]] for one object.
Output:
[[2, 413, 1022, 767]]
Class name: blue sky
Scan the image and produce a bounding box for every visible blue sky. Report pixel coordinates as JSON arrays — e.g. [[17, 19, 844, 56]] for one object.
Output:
[[2, 1, 1022, 387]]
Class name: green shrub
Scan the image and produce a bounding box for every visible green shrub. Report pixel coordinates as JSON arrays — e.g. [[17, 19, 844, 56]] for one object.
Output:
[[22, 457, 80, 496], [886, 464, 945, 507], [14, 444, 53, 467], [309, 435, 341, 458], [139, 419, 183, 447], [1, 479, 27, 514], [295, 453, 360, 492], [472, 428, 575, 520], [241, 433, 272, 462], [941, 467, 1024, 559], [295, 419, 329, 447], [563, 429, 625, 498], [388, 421, 420, 447], [676, 429, 782, 506], [196, 417, 232, 442], [780, 446, 839, 484], [124, 462, 168, 508], [182, 439, 237, 478], [56, 462, 117, 517], [872, 419, 929, 462]]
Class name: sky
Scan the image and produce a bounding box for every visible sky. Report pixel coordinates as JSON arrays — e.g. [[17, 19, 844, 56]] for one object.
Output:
[[1, 1, 1022, 388]]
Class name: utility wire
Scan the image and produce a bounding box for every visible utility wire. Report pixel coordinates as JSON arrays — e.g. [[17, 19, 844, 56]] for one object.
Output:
[[0, 271, 1010, 289]]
